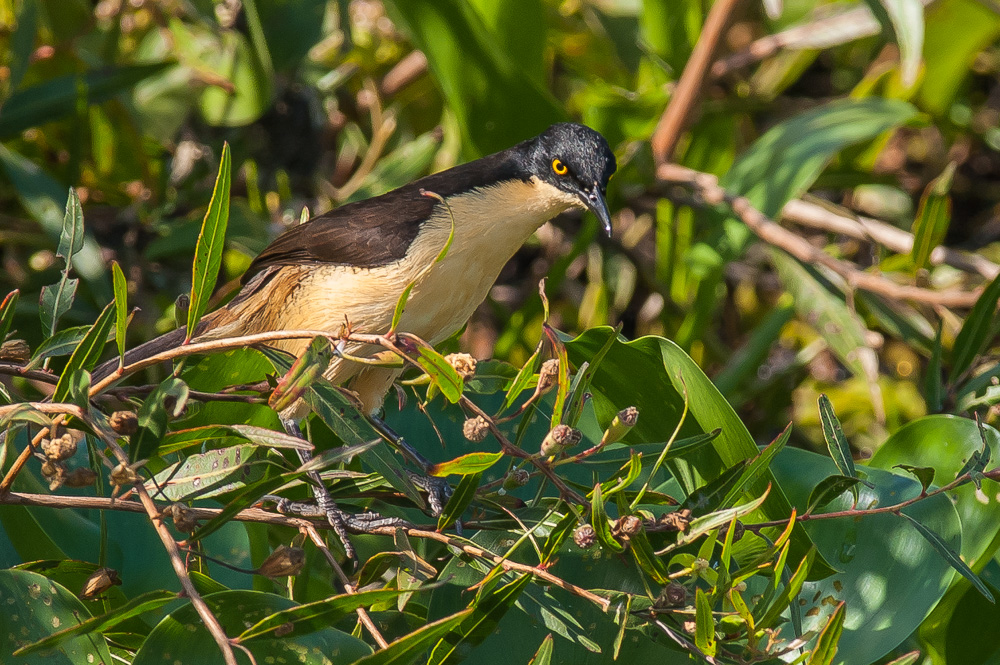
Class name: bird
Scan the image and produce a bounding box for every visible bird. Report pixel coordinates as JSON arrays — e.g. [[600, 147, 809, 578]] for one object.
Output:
[[96, 122, 616, 553]]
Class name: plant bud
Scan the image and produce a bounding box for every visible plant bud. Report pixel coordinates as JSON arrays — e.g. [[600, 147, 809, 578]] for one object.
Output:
[[573, 524, 597, 549], [462, 416, 490, 443], [537, 359, 560, 394], [720, 520, 745, 543], [257, 545, 306, 578], [601, 406, 639, 445], [0, 339, 30, 364], [109, 462, 140, 487], [663, 582, 687, 606], [40, 460, 66, 490], [63, 468, 98, 488], [502, 468, 530, 489], [614, 515, 642, 539], [109, 411, 139, 435], [540, 424, 582, 457], [445, 353, 477, 379], [81, 567, 121, 599], [42, 433, 77, 462]]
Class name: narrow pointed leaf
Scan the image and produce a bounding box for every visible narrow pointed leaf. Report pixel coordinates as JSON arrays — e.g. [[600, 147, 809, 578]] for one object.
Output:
[[694, 588, 717, 656], [350, 609, 474, 665], [438, 471, 482, 531], [56, 188, 84, 264], [818, 395, 859, 488], [806, 601, 846, 665], [416, 346, 464, 403], [900, 512, 994, 602], [268, 336, 332, 412], [111, 261, 128, 365], [806, 475, 863, 514], [52, 303, 115, 403], [527, 635, 554, 665], [186, 142, 231, 341], [893, 464, 935, 494], [39, 279, 78, 339], [0, 290, 19, 342], [429, 452, 503, 477], [952, 269, 1000, 379], [911, 164, 954, 270]]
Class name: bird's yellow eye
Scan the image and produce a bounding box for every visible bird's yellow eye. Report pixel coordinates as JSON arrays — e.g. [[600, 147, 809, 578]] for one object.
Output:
[[552, 159, 568, 176]]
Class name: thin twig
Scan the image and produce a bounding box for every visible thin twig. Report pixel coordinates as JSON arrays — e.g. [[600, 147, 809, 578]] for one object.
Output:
[[303, 524, 388, 649], [658, 163, 982, 308], [651, 0, 744, 164]]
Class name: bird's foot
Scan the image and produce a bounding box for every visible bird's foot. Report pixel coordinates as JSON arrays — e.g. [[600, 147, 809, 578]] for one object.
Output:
[[407, 471, 452, 516]]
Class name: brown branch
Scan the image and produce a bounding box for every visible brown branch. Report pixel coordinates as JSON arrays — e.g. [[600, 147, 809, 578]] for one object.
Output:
[[657, 164, 982, 308], [303, 524, 388, 649], [651, 0, 744, 164], [781, 197, 1000, 280], [1, 491, 610, 612], [0, 363, 58, 383]]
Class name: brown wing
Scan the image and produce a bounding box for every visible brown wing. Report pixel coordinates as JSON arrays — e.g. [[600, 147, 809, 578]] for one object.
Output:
[[243, 186, 434, 282]]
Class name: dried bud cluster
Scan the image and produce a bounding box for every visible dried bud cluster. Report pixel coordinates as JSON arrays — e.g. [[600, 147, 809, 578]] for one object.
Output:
[[0, 339, 30, 364], [41, 432, 79, 462], [462, 416, 490, 442], [445, 353, 477, 379], [655, 508, 691, 533], [540, 424, 582, 457], [573, 524, 597, 549], [162, 504, 199, 533], [109, 410, 139, 435], [109, 462, 141, 487], [537, 359, 560, 394], [81, 567, 122, 599], [38, 430, 88, 490], [613, 515, 643, 540], [600, 406, 639, 446], [257, 545, 306, 578]]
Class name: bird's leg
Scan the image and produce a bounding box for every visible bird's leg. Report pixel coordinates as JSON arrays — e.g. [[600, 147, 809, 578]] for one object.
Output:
[[277, 418, 408, 562], [365, 412, 453, 517]]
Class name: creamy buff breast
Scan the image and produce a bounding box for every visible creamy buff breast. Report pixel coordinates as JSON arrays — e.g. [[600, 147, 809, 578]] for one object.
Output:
[[200, 177, 582, 414]]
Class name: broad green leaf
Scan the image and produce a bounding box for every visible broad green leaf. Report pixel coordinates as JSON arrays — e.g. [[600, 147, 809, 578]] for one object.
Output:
[[14, 589, 176, 656], [186, 142, 231, 341], [131, 590, 370, 665], [468, 0, 546, 86], [911, 164, 954, 270], [721, 423, 790, 509], [952, 269, 1000, 380], [158, 424, 313, 455], [0, 570, 112, 664], [893, 464, 935, 493], [0, 63, 173, 138], [39, 278, 78, 339], [591, 483, 624, 553], [438, 471, 482, 531], [51, 302, 115, 403], [146, 445, 266, 501], [758, 548, 815, 630], [429, 451, 504, 477], [111, 261, 128, 365], [901, 513, 993, 602], [40, 188, 83, 338]]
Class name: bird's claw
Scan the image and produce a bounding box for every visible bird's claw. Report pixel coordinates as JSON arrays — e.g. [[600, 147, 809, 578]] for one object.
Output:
[[407, 471, 452, 516]]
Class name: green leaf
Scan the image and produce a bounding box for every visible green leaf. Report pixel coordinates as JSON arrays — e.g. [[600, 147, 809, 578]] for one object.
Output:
[[543, 325, 571, 427], [951, 269, 1000, 380], [130, 376, 189, 462], [40, 188, 83, 338], [39, 278, 79, 339], [721, 423, 790, 509], [677, 490, 770, 548], [527, 635, 554, 665], [146, 445, 267, 501], [806, 475, 863, 514], [818, 395, 860, 485], [14, 589, 176, 657], [384, 0, 562, 157], [865, 0, 925, 87], [590, 483, 624, 553], [0, 63, 173, 139], [0, 290, 20, 343], [694, 588, 717, 657], [268, 336, 332, 412], [429, 452, 503, 477], [416, 346, 464, 403], [892, 464, 935, 493], [428, 574, 533, 665], [806, 601, 846, 665], [501, 346, 540, 412], [900, 512, 994, 602], [7, 0, 37, 93], [911, 164, 955, 270], [56, 188, 84, 265], [350, 609, 474, 665], [758, 548, 815, 630], [926, 322, 943, 412], [438, 472, 482, 531], [51, 303, 115, 403], [111, 261, 128, 365], [186, 142, 231, 341]]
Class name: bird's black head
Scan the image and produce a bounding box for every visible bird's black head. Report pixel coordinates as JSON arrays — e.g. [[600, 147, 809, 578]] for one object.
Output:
[[527, 123, 617, 234]]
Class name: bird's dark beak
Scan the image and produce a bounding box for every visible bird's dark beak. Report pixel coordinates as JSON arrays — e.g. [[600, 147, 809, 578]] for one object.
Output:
[[581, 187, 613, 236]]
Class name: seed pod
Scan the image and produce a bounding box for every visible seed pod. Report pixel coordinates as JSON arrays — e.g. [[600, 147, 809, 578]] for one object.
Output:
[[540, 424, 582, 457], [502, 468, 530, 489], [81, 567, 122, 599], [0, 339, 30, 364], [614, 515, 642, 539], [257, 545, 306, 578], [63, 467, 98, 488], [445, 353, 477, 379], [42, 433, 78, 462], [573, 524, 597, 549], [109, 411, 139, 435], [462, 416, 490, 443], [163, 504, 199, 533], [600, 406, 639, 446], [537, 358, 560, 394], [41, 460, 66, 490], [663, 582, 687, 606]]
